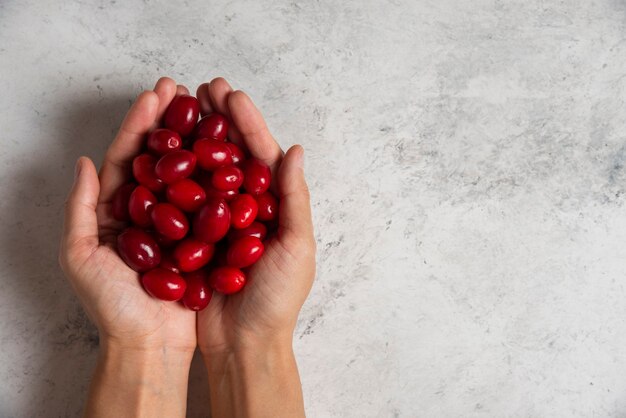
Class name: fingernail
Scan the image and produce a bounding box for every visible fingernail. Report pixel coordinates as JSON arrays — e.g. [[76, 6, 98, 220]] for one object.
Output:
[[74, 158, 82, 180]]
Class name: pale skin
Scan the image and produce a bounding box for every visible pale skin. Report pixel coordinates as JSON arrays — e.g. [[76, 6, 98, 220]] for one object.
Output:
[[58, 77, 316, 418]]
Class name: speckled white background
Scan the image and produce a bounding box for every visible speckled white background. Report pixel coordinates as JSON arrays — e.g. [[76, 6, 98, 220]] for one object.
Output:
[[2, 0, 626, 417]]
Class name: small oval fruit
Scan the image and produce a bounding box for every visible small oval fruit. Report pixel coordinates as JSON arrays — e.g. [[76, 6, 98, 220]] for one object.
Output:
[[155, 150, 196, 184], [193, 199, 231, 243], [128, 185, 157, 228], [212, 165, 243, 191], [229, 194, 258, 229], [141, 268, 186, 301], [112, 182, 136, 221], [133, 154, 165, 192], [225, 142, 245, 165], [255, 192, 278, 221], [182, 270, 213, 311], [227, 221, 268, 243], [166, 179, 206, 212], [193, 113, 229, 141], [146, 129, 182, 155], [193, 138, 232, 171], [163, 94, 200, 137], [117, 228, 161, 272], [150, 203, 189, 240], [173, 238, 214, 272], [226, 236, 264, 268], [242, 158, 271, 195], [209, 266, 246, 294]]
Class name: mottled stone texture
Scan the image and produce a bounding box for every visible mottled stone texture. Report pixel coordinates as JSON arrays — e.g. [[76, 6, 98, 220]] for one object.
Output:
[[2, 0, 626, 417]]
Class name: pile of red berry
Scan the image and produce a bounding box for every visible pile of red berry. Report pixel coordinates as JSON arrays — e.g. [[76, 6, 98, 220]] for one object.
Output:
[[111, 94, 278, 311]]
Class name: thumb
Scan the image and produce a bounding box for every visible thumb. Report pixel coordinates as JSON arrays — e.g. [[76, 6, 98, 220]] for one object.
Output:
[[277, 145, 314, 242], [60, 157, 100, 268]]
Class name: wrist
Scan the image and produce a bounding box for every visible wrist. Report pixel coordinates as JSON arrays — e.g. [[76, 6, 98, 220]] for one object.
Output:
[[202, 334, 305, 418], [85, 339, 194, 418]]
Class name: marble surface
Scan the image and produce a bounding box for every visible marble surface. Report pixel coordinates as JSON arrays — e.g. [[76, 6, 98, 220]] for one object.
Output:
[[2, 0, 626, 416]]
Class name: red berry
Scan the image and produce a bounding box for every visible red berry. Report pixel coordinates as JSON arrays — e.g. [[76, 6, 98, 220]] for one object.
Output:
[[227, 221, 267, 242], [163, 94, 200, 137], [173, 238, 214, 272], [255, 192, 278, 221], [212, 165, 243, 191], [226, 236, 264, 268], [193, 113, 229, 141], [128, 185, 157, 228], [141, 268, 186, 301], [166, 179, 206, 212], [209, 266, 246, 294], [155, 150, 197, 185], [146, 129, 182, 155], [117, 228, 161, 272], [151, 203, 189, 240], [193, 199, 231, 243], [225, 142, 245, 165], [229, 194, 258, 229], [193, 138, 232, 171], [133, 154, 165, 192], [242, 158, 271, 195], [182, 270, 213, 311], [111, 182, 136, 221]]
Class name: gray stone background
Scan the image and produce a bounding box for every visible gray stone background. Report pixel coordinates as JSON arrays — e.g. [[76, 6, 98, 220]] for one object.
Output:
[[2, 0, 626, 416]]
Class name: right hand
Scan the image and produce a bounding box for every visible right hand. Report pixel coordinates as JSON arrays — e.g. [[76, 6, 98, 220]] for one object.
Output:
[[196, 78, 317, 356]]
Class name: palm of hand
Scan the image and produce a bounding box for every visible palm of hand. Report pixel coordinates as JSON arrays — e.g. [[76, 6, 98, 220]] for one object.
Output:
[[60, 80, 197, 351], [73, 224, 196, 349], [198, 216, 315, 353]]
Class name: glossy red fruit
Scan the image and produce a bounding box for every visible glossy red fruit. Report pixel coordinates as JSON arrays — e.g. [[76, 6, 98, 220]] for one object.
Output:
[[133, 154, 165, 192], [159, 253, 181, 274], [242, 158, 271, 195], [173, 238, 214, 272], [112, 182, 136, 221], [163, 94, 200, 137], [151, 203, 189, 240], [256, 192, 278, 221], [229, 194, 258, 229], [146, 129, 182, 155], [182, 270, 213, 311], [117, 228, 161, 272], [212, 165, 243, 191], [226, 236, 264, 268], [166, 179, 206, 212], [128, 185, 157, 227], [227, 221, 267, 243], [141, 268, 186, 301], [209, 266, 246, 294], [193, 138, 232, 171], [226, 142, 245, 165], [193, 199, 231, 243], [193, 113, 229, 141], [155, 150, 196, 184]]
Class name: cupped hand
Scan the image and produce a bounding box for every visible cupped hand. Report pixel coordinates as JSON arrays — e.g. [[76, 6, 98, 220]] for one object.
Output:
[[195, 78, 317, 355], [59, 77, 196, 353]]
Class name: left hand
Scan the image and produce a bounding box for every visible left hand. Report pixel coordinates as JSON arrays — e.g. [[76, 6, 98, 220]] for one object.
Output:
[[58, 77, 197, 354]]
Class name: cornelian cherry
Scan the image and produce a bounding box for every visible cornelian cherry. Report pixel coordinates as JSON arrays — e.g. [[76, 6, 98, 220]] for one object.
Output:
[[182, 270, 213, 311], [117, 228, 161, 272], [142, 268, 186, 301], [209, 266, 246, 294], [163, 95, 200, 137]]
